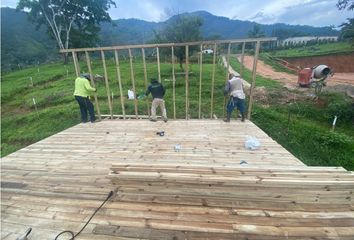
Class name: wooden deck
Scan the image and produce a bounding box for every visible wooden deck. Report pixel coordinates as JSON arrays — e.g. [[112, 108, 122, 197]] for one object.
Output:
[[1, 120, 354, 239]]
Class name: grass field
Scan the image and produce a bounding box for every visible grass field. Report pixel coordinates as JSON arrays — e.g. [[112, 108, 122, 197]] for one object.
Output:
[[2, 54, 354, 170], [269, 42, 354, 58]]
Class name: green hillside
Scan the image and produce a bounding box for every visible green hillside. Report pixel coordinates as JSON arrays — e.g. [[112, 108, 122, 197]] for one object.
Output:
[[1, 8, 58, 72], [2, 56, 354, 170], [2, 7, 339, 72]]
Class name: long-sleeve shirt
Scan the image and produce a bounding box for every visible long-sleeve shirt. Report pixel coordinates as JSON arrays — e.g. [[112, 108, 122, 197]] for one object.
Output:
[[146, 81, 165, 99], [73, 77, 96, 97], [224, 77, 245, 99]]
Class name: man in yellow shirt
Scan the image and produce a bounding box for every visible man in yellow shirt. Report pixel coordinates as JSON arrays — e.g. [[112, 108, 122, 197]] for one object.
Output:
[[73, 73, 97, 123]]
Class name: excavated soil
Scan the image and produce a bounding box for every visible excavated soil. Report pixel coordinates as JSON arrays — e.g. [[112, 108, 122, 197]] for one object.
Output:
[[283, 53, 354, 73], [240, 55, 354, 87]]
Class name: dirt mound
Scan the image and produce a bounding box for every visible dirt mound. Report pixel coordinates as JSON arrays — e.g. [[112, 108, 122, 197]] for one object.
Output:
[[240, 55, 298, 87], [283, 53, 354, 73]]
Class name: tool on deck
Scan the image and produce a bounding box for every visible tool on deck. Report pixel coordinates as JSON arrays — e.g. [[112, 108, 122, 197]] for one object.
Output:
[[54, 190, 113, 240], [156, 131, 165, 136]]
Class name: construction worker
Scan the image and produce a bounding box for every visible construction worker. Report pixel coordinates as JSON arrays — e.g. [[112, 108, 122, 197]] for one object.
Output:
[[224, 73, 246, 122], [146, 78, 168, 122], [73, 73, 97, 123]]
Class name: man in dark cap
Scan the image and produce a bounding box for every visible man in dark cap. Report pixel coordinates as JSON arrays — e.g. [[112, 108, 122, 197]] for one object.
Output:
[[146, 78, 167, 122], [73, 73, 97, 123]]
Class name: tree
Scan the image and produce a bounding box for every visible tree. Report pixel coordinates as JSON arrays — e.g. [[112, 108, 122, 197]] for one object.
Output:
[[337, 0, 354, 45], [154, 15, 203, 69], [17, 0, 116, 63], [248, 24, 265, 38], [339, 18, 354, 44], [337, 0, 354, 10]]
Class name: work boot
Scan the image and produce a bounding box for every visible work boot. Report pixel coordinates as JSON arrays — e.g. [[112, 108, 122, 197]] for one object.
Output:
[[241, 113, 245, 122], [224, 112, 231, 122], [150, 118, 157, 122], [164, 118, 168, 123]]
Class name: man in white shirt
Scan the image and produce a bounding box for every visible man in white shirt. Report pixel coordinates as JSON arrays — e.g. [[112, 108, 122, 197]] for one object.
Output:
[[224, 73, 246, 122]]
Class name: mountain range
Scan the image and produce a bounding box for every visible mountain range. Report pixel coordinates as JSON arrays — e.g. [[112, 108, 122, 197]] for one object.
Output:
[[1, 7, 338, 71]]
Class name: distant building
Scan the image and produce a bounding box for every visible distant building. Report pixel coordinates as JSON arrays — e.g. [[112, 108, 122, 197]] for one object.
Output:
[[279, 36, 338, 46]]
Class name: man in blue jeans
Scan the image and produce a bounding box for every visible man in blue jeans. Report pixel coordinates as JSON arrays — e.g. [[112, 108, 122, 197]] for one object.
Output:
[[224, 73, 246, 122], [73, 73, 97, 123]]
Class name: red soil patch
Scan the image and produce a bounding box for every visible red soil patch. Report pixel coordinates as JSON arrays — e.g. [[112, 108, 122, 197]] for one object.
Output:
[[283, 53, 354, 73], [240, 55, 354, 87]]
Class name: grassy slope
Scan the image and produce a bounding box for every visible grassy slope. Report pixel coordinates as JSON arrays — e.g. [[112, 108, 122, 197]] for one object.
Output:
[[2, 55, 354, 170], [270, 42, 354, 58], [258, 42, 354, 75], [1, 57, 229, 156]]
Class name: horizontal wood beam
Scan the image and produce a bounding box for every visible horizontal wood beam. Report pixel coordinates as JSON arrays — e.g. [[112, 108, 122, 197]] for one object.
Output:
[[100, 114, 158, 119], [59, 38, 277, 53]]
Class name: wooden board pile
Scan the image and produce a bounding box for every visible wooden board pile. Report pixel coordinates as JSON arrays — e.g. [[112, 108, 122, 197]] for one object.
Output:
[[107, 163, 354, 239]]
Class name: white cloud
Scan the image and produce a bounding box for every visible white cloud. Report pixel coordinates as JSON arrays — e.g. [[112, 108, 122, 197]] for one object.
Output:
[[1, 0, 351, 27], [1, 0, 18, 7]]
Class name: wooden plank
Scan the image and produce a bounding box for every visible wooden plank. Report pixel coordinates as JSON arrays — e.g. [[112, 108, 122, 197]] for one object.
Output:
[[115, 192, 352, 211], [72, 51, 80, 77], [110, 164, 354, 176], [60, 38, 277, 53], [109, 171, 354, 187], [198, 44, 203, 119], [210, 43, 217, 119], [100, 50, 113, 118], [247, 41, 260, 119], [85, 51, 102, 120], [156, 47, 161, 83], [185, 45, 189, 120], [223, 43, 232, 118], [225, 43, 231, 81], [128, 48, 138, 118], [240, 42, 246, 77], [141, 48, 150, 116], [171, 47, 176, 119], [114, 50, 126, 119]]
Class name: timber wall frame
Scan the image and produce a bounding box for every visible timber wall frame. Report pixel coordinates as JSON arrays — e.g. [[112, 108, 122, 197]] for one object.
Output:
[[61, 37, 276, 120]]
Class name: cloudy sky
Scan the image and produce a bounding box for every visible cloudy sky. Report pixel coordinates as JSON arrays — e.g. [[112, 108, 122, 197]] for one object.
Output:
[[1, 0, 352, 27]]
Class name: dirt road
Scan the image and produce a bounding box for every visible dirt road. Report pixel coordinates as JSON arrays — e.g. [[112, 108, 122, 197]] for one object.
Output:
[[239, 55, 354, 87]]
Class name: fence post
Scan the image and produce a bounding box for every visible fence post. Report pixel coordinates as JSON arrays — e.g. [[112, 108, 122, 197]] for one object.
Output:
[[128, 48, 138, 118], [156, 47, 161, 83], [240, 42, 246, 77], [210, 43, 217, 119], [72, 51, 80, 77], [85, 51, 101, 120], [247, 41, 260, 120], [223, 42, 232, 118], [198, 44, 203, 119], [185, 45, 189, 120], [141, 48, 150, 116], [171, 46, 176, 119], [114, 50, 126, 119], [101, 50, 113, 119]]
